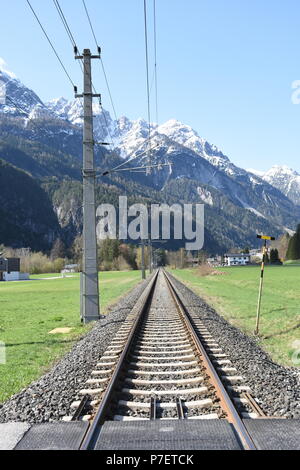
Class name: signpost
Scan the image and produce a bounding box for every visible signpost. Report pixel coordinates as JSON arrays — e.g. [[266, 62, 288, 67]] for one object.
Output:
[[254, 234, 275, 335]]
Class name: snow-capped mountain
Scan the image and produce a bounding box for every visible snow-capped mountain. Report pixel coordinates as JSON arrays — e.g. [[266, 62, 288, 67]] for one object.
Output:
[[157, 119, 229, 166], [0, 69, 45, 115], [46, 96, 115, 142], [248, 166, 300, 206], [1, 61, 300, 251]]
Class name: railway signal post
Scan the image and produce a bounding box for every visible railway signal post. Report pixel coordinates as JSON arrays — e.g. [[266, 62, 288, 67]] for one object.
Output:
[[254, 234, 275, 335], [75, 49, 101, 323]]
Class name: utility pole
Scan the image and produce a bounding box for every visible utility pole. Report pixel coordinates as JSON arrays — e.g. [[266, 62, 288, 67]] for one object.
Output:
[[75, 49, 101, 323], [148, 202, 152, 274]]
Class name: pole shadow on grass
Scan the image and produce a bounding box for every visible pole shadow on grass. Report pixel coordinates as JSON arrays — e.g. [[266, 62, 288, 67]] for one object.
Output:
[[263, 322, 300, 339], [4, 339, 77, 347]]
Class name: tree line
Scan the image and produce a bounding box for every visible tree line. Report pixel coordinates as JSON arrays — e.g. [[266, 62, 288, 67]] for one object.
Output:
[[2, 223, 300, 275]]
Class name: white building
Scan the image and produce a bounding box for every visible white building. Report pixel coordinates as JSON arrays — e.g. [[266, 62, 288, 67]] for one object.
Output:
[[207, 256, 222, 266], [224, 253, 250, 266], [249, 249, 263, 262], [0, 257, 29, 281], [61, 264, 79, 274], [3, 272, 29, 281]]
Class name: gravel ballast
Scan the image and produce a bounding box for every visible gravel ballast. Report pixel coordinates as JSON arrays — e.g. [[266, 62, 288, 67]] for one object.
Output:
[[169, 272, 300, 419], [0, 270, 299, 423], [0, 277, 152, 424]]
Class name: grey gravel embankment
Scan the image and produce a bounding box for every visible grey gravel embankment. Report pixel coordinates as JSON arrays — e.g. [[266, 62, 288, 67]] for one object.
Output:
[[169, 272, 300, 418], [1, 270, 299, 423], [0, 276, 152, 424]]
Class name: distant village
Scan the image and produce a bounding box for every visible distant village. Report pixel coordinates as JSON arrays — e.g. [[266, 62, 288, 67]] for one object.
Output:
[[2, 227, 300, 281], [0, 247, 272, 282]]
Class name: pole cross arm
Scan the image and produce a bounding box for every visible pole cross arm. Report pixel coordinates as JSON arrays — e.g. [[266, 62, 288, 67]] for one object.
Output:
[[257, 235, 275, 240], [82, 169, 96, 177], [79, 92, 101, 98]]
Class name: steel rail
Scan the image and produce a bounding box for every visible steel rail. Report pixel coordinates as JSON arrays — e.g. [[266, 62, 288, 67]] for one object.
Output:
[[176, 397, 185, 419], [150, 396, 157, 420], [162, 269, 257, 450], [79, 268, 256, 450], [80, 271, 159, 450], [71, 394, 89, 421], [243, 392, 266, 417]]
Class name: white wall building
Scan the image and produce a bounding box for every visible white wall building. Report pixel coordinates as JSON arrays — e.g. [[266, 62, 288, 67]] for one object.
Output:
[[0, 257, 29, 281], [224, 253, 250, 266], [3, 272, 29, 281], [61, 264, 79, 274]]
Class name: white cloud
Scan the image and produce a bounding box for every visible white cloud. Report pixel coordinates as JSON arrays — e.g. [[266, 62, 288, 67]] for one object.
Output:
[[0, 57, 16, 79]]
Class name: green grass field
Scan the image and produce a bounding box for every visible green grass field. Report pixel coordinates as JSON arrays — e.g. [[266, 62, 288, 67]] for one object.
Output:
[[170, 266, 300, 367], [0, 271, 141, 403]]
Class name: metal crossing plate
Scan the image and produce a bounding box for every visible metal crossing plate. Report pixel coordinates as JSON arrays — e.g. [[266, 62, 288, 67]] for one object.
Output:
[[94, 419, 242, 450], [0, 423, 30, 450], [14, 422, 89, 450], [243, 419, 300, 450]]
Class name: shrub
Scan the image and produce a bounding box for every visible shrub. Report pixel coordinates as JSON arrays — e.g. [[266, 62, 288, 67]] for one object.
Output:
[[196, 264, 214, 277]]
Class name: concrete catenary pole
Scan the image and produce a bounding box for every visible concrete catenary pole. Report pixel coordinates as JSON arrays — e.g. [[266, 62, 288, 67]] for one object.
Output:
[[148, 204, 153, 274], [75, 49, 101, 323]]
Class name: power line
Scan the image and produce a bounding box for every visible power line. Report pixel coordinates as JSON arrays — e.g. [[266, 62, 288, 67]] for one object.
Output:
[[5, 95, 48, 135], [5, 96, 30, 117], [103, 142, 160, 174], [53, 0, 77, 50], [99, 161, 171, 177], [81, 0, 119, 123], [81, 0, 161, 166], [51, 1, 85, 85], [81, 0, 162, 176], [81, 0, 98, 49], [153, 0, 159, 126], [51, 0, 112, 152], [26, 0, 75, 88], [29, 0, 108, 149], [143, 0, 152, 171]]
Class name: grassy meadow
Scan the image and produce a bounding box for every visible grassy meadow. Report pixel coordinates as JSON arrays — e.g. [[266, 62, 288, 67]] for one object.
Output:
[[170, 266, 300, 367], [0, 271, 141, 403]]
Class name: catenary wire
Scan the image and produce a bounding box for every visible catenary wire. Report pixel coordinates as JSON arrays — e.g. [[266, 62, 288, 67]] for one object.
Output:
[[26, 0, 75, 88]]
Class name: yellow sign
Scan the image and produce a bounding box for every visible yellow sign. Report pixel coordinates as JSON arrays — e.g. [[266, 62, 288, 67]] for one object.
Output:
[[257, 235, 275, 241]]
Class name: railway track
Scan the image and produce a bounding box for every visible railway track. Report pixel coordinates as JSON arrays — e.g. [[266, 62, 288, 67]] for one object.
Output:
[[67, 269, 264, 450]]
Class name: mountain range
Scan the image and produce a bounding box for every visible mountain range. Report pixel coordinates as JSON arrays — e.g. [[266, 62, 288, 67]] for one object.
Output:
[[248, 166, 300, 207], [1, 65, 300, 253]]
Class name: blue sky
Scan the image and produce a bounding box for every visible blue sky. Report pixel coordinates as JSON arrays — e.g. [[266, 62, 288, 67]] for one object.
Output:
[[1, 0, 300, 172]]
